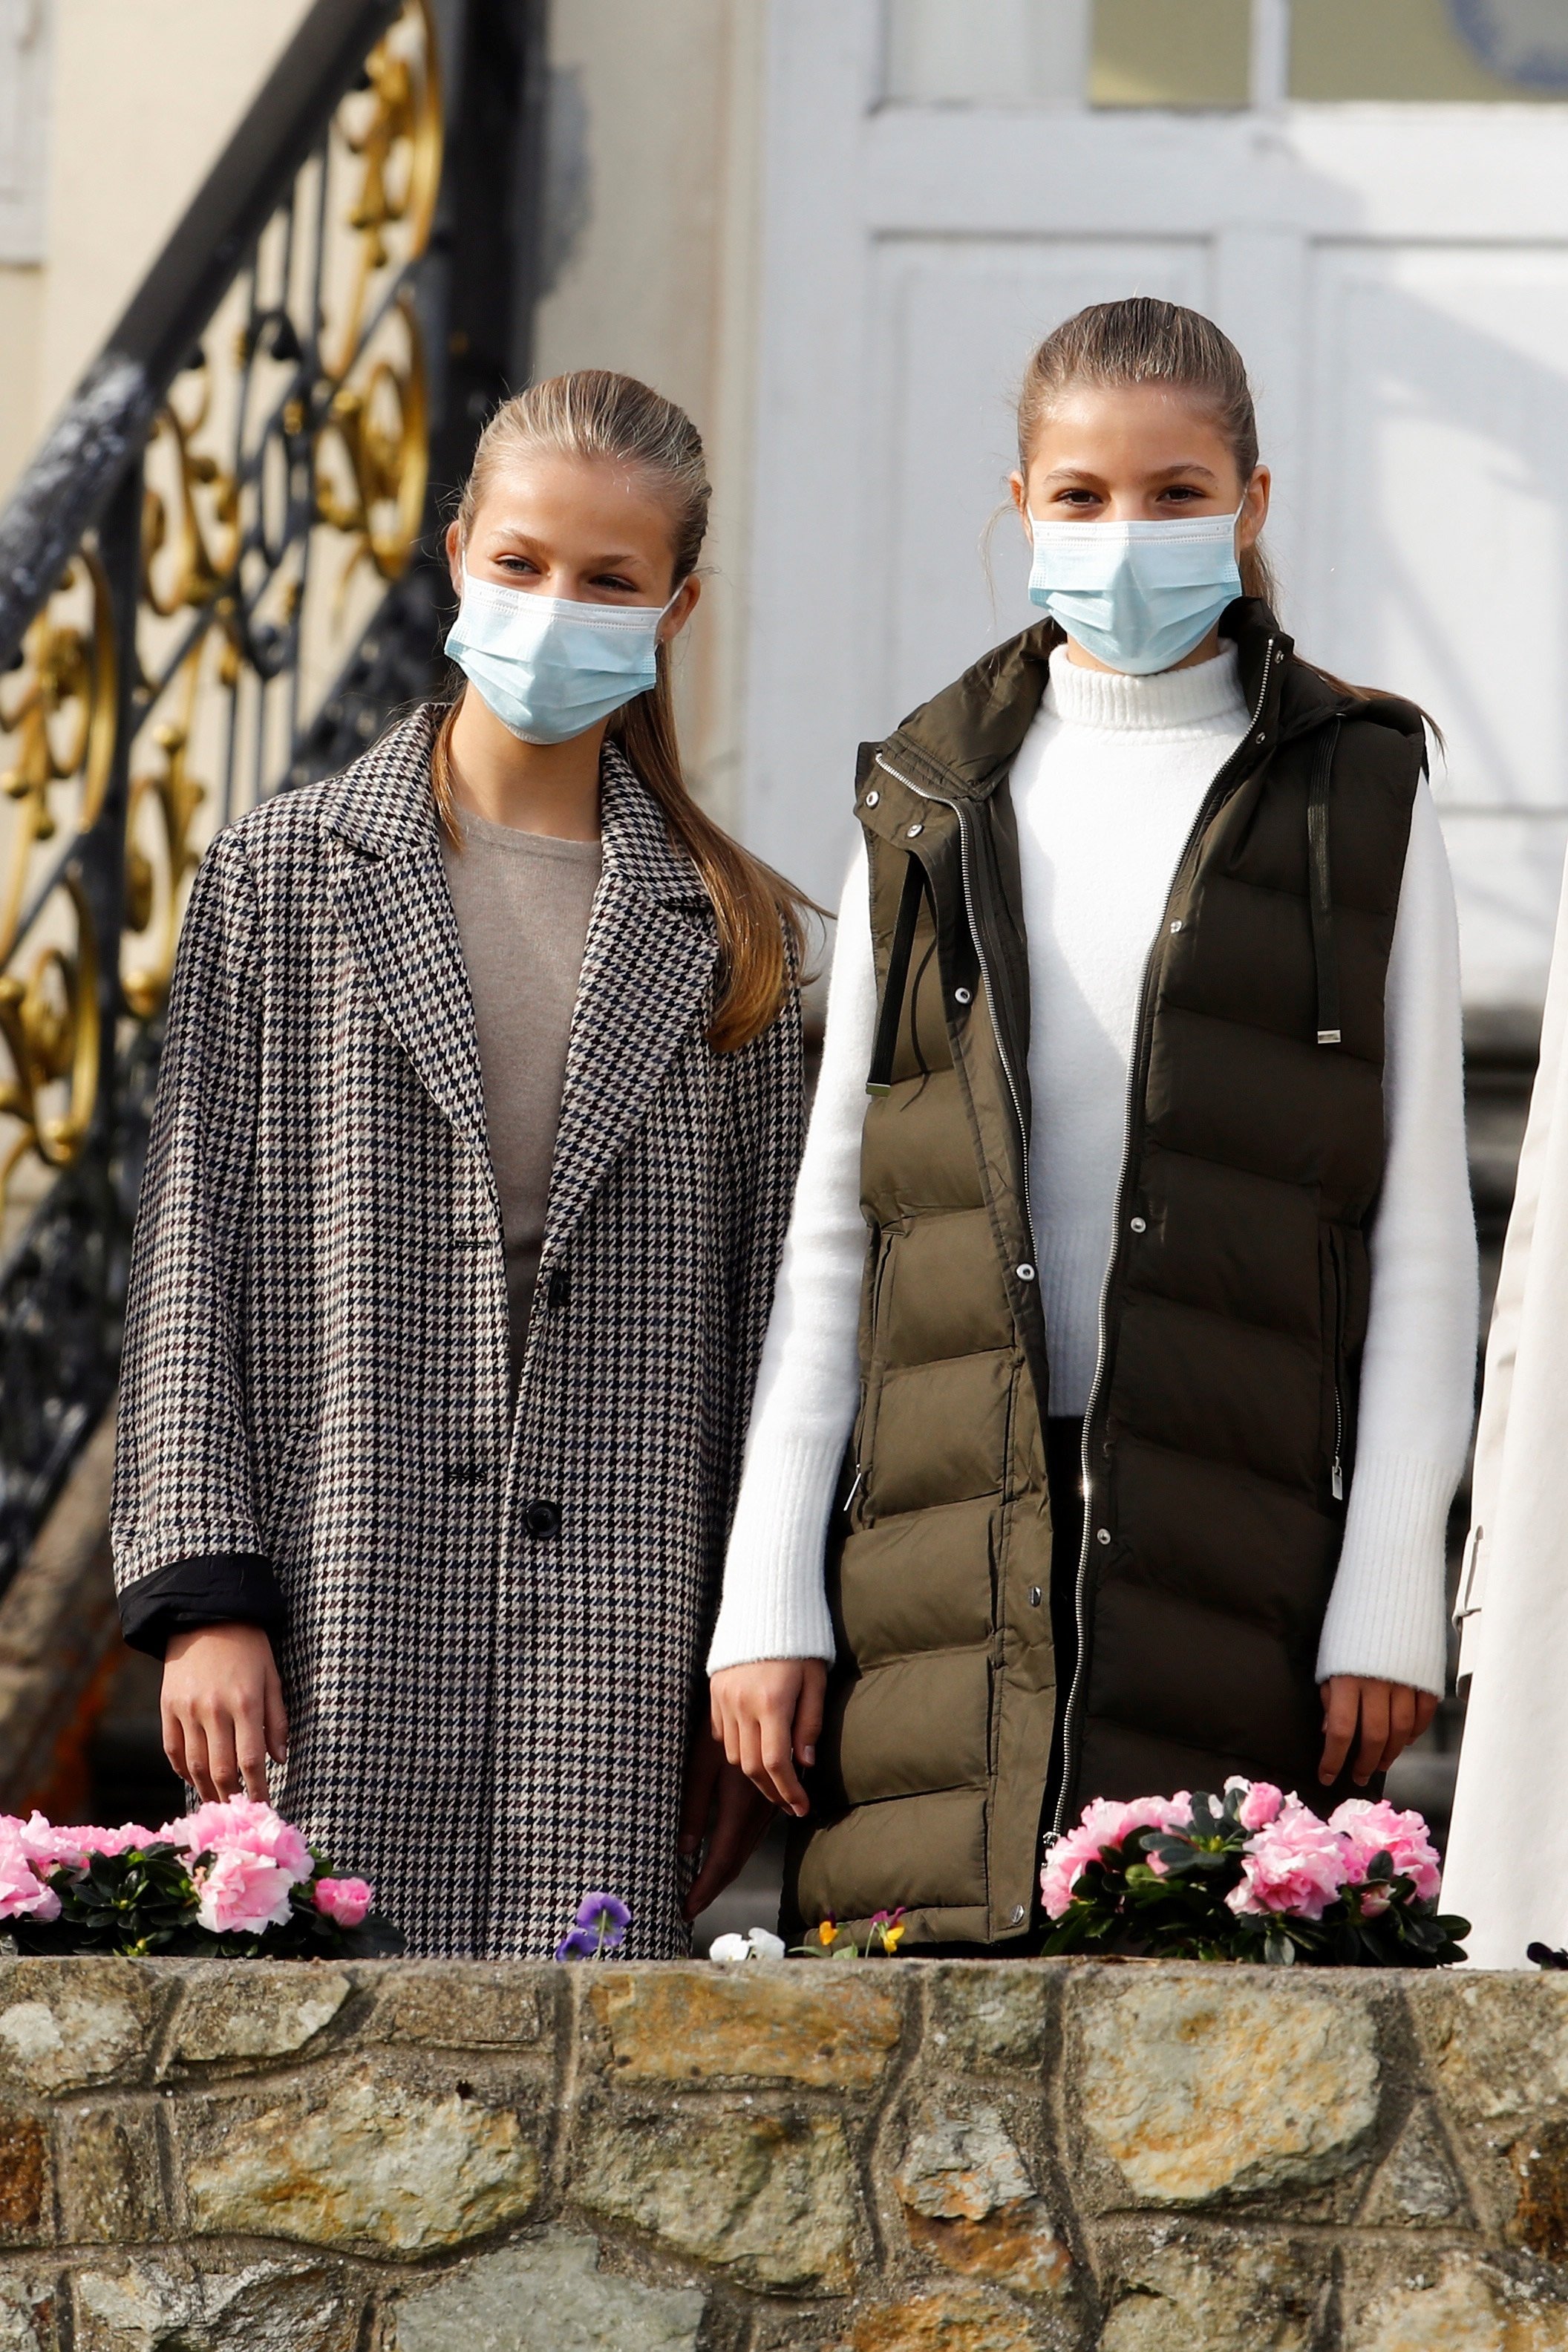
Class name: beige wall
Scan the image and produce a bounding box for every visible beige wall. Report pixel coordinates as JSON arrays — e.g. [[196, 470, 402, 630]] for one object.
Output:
[[0, 0, 314, 497], [532, 0, 765, 828]]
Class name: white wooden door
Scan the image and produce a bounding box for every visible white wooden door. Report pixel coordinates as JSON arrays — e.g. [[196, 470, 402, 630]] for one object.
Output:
[[742, 0, 1568, 1007]]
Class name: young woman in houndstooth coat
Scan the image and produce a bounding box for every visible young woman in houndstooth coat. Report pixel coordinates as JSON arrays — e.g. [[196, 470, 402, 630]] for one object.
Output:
[[111, 373, 808, 1958]]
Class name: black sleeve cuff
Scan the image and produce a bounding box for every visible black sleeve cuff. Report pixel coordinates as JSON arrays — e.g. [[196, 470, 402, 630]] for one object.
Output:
[[118, 1555, 287, 1660]]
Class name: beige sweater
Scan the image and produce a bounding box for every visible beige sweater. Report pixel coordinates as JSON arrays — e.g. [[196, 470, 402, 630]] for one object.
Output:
[[442, 805, 601, 1381]]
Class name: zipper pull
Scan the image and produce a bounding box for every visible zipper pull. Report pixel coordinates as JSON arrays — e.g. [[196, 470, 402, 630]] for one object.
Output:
[[1331, 1456, 1344, 1503], [846, 1465, 864, 1514]]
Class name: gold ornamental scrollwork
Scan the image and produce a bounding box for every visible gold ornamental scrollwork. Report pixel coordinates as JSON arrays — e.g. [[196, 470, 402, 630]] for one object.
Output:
[[0, 871, 101, 1203], [316, 290, 430, 589], [328, 0, 442, 378]]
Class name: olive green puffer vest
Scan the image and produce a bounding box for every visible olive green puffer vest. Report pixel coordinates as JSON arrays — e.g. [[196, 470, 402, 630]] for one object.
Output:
[[789, 601, 1424, 1951]]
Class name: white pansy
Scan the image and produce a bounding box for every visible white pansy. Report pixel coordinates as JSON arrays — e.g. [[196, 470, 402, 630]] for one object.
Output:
[[708, 1933, 749, 1964], [746, 1927, 786, 1959]]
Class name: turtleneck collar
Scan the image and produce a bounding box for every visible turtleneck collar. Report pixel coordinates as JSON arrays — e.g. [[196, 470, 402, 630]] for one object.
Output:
[[1045, 640, 1246, 735]]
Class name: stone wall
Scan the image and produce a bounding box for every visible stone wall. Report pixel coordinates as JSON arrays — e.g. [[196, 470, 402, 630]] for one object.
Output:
[[2, 1956, 1568, 2349]]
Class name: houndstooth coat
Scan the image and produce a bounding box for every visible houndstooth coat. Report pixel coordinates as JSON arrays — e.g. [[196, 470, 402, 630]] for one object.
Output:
[[111, 708, 803, 1957]]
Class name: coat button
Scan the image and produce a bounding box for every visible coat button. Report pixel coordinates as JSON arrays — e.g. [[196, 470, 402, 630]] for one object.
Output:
[[1010, 1904, 1026, 1924], [1029, 1586, 1042, 1607], [546, 1268, 570, 1310], [1016, 1263, 1036, 1281], [906, 821, 924, 837], [1130, 1216, 1146, 1234], [1255, 731, 1267, 744], [865, 788, 880, 806], [954, 986, 972, 1005], [1096, 1526, 1111, 1545], [524, 1500, 561, 1539], [1169, 918, 1183, 933]]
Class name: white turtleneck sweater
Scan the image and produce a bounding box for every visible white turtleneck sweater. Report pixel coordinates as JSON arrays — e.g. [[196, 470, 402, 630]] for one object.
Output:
[[709, 644, 1477, 1698]]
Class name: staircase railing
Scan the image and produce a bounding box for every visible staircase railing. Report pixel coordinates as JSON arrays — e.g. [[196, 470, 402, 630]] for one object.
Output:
[[0, 0, 541, 1590]]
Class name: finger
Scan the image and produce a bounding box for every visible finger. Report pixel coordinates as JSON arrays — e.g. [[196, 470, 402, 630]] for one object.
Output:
[[1376, 1685, 1417, 1775], [761, 1723, 808, 1817], [200, 1708, 243, 1802], [161, 1698, 190, 1788], [1353, 1685, 1391, 1786], [234, 1702, 270, 1803], [183, 1715, 215, 1804], [1415, 1690, 1440, 1741], [737, 1715, 789, 1811], [1318, 1679, 1359, 1786], [794, 1665, 826, 1771], [264, 1661, 289, 1764]]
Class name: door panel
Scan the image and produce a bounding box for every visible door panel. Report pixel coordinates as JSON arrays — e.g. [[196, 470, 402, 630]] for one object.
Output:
[[875, 235, 1208, 718]]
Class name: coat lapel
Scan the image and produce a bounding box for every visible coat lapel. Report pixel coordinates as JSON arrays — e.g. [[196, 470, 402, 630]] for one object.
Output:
[[318, 708, 489, 1153], [540, 742, 716, 1265]]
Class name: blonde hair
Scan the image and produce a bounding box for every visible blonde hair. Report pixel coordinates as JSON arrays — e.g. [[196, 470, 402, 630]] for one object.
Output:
[[434, 369, 812, 1054], [1017, 297, 1279, 605]]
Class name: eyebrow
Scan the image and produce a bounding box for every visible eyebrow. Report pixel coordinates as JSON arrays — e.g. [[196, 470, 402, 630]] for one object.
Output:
[[1040, 463, 1222, 485]]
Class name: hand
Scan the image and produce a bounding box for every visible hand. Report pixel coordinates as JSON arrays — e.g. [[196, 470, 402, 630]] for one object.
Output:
[[1319, 1675, 1439, 1788], [162, 1624, 288, 1803], [710, 1658, 827, 1817], [679, 1717, 777, 1921]]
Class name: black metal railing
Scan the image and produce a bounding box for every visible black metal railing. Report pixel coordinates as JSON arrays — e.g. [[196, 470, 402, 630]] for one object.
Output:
[[0, 0, 543, 1588]]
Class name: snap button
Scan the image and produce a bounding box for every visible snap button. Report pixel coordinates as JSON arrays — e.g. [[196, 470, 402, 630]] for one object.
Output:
[[1255, 731, 1267, 744], [906, 822, 924, 837], [954, 986, 972, 1005], [1169, 918, 1183, 933], [524, 1500, 561, 1540], [1096, 1526, 1111, 1546], [1010, 1904, 1026, 1924], [1029, 1586, 1042, 1607], [1130, 1216, 1146, 1234], [1016, 1263, 1036, 1282], [865, 788, 880, 806]]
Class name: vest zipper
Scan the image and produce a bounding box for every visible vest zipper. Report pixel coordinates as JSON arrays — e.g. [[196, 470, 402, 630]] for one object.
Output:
[[872, 754, 1042, 1271], [1327, 1226, 1347, 1503], [1051, 636, 1279, 1836]]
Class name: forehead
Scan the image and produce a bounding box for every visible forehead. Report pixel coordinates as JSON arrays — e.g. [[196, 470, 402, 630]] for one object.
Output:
[[471, 448, 675, 535], [1028, 381, 1238, 471]]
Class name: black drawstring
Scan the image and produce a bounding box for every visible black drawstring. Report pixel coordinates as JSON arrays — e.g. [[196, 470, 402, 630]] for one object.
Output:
[[1307, 719, 1342, 1047], [866, 854, 927, 1097]]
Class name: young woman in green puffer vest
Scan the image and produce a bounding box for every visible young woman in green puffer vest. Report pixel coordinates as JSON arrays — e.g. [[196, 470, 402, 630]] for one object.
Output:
[[709, 298, 1477, 1954]]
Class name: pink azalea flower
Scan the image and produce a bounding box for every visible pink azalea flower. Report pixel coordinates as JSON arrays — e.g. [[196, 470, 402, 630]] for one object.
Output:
[[1228, 1798, 1349, 1921], [1040, 1792, 1188, 1919], [1226, 1777, 1284, 1832], [1329, 1797, 1441, 1909], [161, 1797, 312, 1879], [0, 1820, 60, 1924], [314, 1877, 373, 1929], [192, 1848, 299, 1936]]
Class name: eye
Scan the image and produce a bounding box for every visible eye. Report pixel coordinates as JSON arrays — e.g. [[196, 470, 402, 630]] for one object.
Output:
[[1054, 488, 1102, 509], [592, 572, 641, 593], [494, 552, 540, 576]]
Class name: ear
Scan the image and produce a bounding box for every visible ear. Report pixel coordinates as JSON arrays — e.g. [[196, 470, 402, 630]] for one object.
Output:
[[445, 517, 464, 599], [1238, 464, 1271, 550], [1008, 469, 1032, 538], [659, 575, 702, 642]]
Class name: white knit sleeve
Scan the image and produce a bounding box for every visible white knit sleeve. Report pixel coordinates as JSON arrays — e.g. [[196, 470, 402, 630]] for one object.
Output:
[[706, 845, 875, 1672], [1315, 777, 1479, 1696]]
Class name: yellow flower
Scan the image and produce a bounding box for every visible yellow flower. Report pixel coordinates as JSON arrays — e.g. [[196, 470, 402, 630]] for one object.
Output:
[[817, 1919, 836, 1946], [881, 1921, 905, 1953]]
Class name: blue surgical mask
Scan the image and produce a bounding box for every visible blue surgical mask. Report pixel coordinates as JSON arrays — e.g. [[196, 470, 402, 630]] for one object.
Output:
[[445, 566, 670, 744], [1027, 508, 1243, 675]]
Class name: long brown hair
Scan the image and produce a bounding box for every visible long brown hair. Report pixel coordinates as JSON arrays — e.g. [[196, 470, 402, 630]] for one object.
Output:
[[1016, 298, 1429, 728], [434, 369, 813, 1053]]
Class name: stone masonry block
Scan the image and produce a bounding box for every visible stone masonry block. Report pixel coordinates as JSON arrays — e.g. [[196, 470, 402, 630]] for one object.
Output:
[[169, 1964, 351, 2064], [0, 2273, 60, 2351], [0, 1965, 160, 2094], [1360, 2100, 1469, 2229], [894, 2103, 1073, 2298], [925, 1966, 1053, 2080], [361, 1962, 545, 2051], [587, 1964, 902, 2088], [1342, 2251, 1568, 2350], [70, 2255, 361, 2351], [180, 2063, 540, 2254], [0, 2114, 47, 2247], [1073, 1969, 1379, 2205], [1095, 2230, 1329, 2351], [386, 2229, 707, 2350], [829, 2287, 1051, 2351], [54, 2102, 163, 2243], [572, 2099, 860, 2293], [1416, 1976, 1568, 2126]]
